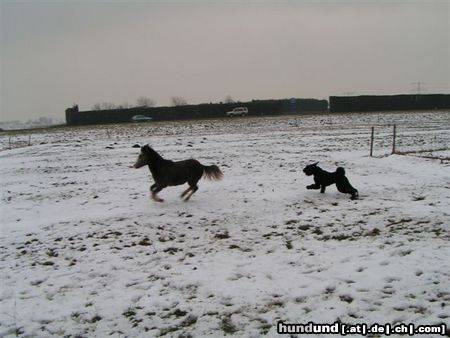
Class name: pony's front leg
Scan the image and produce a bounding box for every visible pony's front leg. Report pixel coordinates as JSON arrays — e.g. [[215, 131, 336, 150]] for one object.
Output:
[[150, 184, 164, 202]]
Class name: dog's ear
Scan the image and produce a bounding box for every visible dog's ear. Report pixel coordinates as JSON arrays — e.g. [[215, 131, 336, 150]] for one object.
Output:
[[313, 162, 319, 166], [141, 144, 150, 153]]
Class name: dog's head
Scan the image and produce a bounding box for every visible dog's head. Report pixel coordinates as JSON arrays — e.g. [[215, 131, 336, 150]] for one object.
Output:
[[303, 162, 319, 176], [133, 144, 152, 168]]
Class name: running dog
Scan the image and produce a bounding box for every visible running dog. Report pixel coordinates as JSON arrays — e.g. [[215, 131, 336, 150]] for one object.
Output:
[[303, 162, 358, 200]]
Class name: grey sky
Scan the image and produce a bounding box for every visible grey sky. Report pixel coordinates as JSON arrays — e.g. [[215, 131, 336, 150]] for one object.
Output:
[[1, 0, 449, 122]]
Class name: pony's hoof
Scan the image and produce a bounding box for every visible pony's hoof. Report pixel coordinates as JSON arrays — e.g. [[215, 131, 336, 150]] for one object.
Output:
[[150, 195, 164, 202]]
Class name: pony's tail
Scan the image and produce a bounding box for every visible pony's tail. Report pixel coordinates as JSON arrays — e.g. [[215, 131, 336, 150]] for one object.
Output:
[[203, 165, 224, 181], [336, 167, 346, 176]]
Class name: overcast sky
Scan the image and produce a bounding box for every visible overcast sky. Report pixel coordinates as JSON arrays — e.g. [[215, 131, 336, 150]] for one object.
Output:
[[1, 0, 449, 122]]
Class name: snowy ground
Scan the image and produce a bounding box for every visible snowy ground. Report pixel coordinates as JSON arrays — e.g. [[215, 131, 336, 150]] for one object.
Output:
[[1, 111, 449, 337]]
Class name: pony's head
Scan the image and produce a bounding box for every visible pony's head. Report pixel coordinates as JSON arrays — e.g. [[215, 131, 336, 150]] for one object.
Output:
[[303, 162, 319, 176], [133, 144, 153, 168]]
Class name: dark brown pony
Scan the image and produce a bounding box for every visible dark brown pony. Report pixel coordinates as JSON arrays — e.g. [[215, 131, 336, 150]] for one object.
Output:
[[133, 145, 223, 202]]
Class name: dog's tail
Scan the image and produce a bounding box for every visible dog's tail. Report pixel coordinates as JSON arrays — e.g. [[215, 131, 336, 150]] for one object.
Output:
[[336, 167, 346, 176], [203, 165, 224, 181]]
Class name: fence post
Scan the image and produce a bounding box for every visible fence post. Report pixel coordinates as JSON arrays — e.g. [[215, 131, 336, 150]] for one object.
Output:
[[392, 124, 396, 154], [370, 126, 374, 157]]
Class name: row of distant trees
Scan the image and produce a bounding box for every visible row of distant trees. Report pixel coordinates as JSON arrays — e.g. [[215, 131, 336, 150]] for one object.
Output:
[[91, 95, 236, 110], [92, 97, 157, 110]]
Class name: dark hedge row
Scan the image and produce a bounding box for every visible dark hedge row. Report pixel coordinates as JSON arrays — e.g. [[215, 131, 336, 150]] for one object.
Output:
[[65, 98, 328, 125], [329, 94, 450, 113]]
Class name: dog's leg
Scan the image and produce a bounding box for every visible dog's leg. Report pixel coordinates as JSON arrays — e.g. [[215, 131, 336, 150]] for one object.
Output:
[[320, 185, 326, 193], [336, 178, 358, 200], [306, 183, 320, 190]]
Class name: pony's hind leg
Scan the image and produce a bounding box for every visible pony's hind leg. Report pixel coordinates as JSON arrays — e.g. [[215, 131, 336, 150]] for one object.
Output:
[[180, 187, 192, 199], [183, 183, 198, 201]]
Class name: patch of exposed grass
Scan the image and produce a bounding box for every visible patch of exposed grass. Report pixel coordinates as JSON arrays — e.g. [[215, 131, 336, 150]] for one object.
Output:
[[220, 316, 238, 335]]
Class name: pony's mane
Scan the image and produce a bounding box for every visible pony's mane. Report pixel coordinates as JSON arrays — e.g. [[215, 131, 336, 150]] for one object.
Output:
[[143, 145, 164, 162]]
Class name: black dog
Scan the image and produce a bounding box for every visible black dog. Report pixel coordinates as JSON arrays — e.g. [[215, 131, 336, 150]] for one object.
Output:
[[303, 162, 358, 200]]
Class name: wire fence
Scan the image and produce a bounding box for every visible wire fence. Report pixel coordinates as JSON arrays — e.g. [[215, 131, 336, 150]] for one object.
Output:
[[370, 124, 449, 160]]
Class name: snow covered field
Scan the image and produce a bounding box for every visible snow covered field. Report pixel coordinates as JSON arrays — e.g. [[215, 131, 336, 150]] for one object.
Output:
[[1, 111, 449, 337]]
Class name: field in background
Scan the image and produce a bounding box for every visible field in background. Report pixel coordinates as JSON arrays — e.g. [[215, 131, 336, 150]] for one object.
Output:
[[1, 110, 449, 337], [2, 110, 449, 159]]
